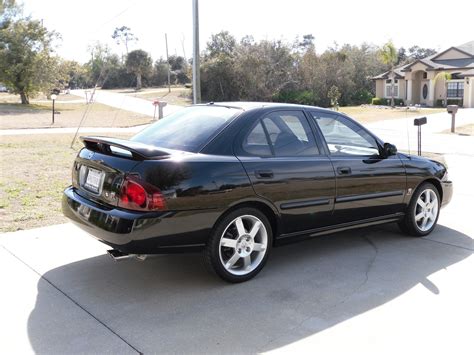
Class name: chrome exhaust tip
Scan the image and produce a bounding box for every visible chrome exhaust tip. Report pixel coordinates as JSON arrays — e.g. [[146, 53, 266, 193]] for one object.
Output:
[[107, 249, 147, 262]]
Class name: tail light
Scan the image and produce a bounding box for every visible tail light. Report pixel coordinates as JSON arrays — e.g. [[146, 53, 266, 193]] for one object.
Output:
[[118, 176, 166, 211]]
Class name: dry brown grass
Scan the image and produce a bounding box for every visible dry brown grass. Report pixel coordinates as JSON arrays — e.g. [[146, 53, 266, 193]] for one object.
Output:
[[0, 133, 132, 232], [0, 95, 153, 130], [340, 106, 445, 124]]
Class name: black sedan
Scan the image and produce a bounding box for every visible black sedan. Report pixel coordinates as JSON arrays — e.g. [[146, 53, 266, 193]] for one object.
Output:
[[63, 102, 453, 282]]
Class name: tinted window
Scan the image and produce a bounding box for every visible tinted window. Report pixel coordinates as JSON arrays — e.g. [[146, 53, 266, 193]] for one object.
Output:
[[131, 106, 242, 152], [311, 112, 379, 156], [243, 122, 272, 156], [262, 111, 319, 156]]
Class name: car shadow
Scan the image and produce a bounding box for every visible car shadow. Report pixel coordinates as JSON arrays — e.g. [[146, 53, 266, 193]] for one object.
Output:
[[27, 223, 472, 353]]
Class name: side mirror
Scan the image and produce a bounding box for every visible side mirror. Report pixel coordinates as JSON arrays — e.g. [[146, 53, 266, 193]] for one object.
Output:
[[382, 143, 397, 157]]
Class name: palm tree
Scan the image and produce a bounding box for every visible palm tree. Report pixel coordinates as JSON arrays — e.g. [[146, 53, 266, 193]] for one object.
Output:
[[433, 71, 452, 107], [379, 41, 398, 107]]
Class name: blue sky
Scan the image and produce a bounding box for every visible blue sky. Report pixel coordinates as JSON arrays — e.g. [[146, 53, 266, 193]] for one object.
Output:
[[22, 0, 474, 64]]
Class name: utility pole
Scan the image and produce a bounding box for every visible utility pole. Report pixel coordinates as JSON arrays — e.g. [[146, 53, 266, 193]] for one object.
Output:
[[165, 33, 171, 93], [192, 0, 201, 104]]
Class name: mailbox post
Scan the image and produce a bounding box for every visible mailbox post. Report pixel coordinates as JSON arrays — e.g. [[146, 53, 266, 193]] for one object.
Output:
[[414, 116, 427, 156], [153, 100, 168, 120], [447, 105, 458, 133]]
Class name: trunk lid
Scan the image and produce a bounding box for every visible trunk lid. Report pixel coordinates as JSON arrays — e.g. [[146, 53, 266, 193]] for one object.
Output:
[[72, 136, 180, 207]]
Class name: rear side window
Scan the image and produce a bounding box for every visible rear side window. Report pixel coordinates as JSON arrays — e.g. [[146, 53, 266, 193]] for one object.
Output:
[[131, 106, 242, 152], [243, 122, 272, 156], [262, 111, 319, 156], [242, 111, 320, 157]]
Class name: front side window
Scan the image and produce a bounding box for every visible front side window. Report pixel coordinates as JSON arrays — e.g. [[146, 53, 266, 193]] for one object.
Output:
[[311, 112, 379, 156], [132, 106, 242, 152], [447, 82, 464, 98]]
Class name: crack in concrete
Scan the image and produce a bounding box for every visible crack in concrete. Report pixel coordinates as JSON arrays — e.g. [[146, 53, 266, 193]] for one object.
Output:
[[258, 230, 379, 352], [1, 245, 142, 355]]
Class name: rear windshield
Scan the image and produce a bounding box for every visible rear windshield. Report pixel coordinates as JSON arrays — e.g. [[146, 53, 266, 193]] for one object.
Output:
[[131, 106, 242, 152]]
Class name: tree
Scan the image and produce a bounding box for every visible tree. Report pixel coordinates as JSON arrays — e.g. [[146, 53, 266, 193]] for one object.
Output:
[[0, 4, 61, 104], [378, 41, 398, 107], [112, 26, 137, 57], [297, 34, 315, 52], [407, 46, 437, 60], [125, 49, 152, 90], [207, 31, 236, 58], [327, 85, 341, 110]]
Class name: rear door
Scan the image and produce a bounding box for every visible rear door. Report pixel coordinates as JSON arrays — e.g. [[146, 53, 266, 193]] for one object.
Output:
[[308, 110, 406, 224], [235, 110, 336, 235]]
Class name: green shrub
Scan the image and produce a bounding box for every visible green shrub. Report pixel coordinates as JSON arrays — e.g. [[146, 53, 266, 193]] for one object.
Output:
[[435, 99, 444, 107], [447, 99, 463, 106], [273, 90, 318, 106], [351, 89, 374, 105], [371, 97, 404, 106], [371, 97, 382, 105]]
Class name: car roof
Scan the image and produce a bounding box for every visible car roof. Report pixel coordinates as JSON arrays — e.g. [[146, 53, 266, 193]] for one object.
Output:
[[198, 101, 337, 114]]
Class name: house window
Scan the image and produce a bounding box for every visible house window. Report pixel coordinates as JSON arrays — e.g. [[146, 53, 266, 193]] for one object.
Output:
[[423, 72, 428, 79], [385, 79, 399, 98], [447, 82, 464, 98]]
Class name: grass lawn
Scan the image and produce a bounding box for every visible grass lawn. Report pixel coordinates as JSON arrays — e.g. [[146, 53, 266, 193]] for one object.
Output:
[[0, 93, 153, 129], [106, 86, 192, 106], [0, 133, 132, 232], [340, 106, 445, 124]]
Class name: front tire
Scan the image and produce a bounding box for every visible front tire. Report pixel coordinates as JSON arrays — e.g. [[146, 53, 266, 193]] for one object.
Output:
[[398, 182, 440, 237], [204, 207, 272, 283]]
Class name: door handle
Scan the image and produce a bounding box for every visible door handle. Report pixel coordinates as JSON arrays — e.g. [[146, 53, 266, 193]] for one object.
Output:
[[337, 167, 352, 175], [255, 170, 274, 179]]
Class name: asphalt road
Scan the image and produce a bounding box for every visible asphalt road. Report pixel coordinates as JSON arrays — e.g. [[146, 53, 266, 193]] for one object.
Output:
[[1, 153, 472, 354]]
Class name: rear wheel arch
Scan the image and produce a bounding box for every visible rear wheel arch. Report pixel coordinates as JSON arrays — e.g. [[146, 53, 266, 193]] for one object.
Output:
[[210, 200, 280, 245]]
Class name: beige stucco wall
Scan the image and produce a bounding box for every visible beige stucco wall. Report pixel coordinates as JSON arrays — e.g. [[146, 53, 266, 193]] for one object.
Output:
[[398, 79, 406, 100], [435, 48, 472, 60], [463, 77, 474, 108], [375, 80, 384, 98], [434, 78, 446, 103]]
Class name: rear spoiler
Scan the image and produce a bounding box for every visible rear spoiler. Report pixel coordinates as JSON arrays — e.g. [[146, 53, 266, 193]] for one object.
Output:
[[80, 136, 180, 160]]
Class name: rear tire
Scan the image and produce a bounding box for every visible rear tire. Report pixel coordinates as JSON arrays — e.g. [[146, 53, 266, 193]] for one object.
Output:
[[204, 207, 272, 283], [398, 182, 440, 237]]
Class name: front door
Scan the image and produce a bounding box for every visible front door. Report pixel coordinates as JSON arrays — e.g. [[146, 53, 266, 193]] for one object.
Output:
[[235, 110, 336, 235], [309, 110, 406, 224], [420, 80, 430, 104]]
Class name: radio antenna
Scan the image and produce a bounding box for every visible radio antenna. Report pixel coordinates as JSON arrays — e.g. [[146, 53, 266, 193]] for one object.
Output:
[[405, 106, 411, 157]]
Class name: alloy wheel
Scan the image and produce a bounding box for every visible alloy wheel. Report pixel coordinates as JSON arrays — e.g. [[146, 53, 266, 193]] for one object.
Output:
[[218, 215, 268, 276], [415, 188, 439, 232]]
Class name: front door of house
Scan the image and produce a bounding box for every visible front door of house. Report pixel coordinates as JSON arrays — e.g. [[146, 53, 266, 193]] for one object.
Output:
[[420, 80, 429, 104]]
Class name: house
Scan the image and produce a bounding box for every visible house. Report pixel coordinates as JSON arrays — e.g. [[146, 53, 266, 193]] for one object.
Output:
[[373, 41, 474, 108]]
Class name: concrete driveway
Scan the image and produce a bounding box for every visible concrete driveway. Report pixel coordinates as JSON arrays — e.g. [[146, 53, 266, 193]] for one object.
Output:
[[1, 153, 472, 354]]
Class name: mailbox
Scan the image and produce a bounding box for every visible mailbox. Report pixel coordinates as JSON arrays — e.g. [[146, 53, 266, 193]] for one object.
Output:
[[413, 116, 427, 156], [413, 117, 427, 126], [447, 105, 458, 114], [447, 105, 459, 133], [152, 100, 168, 120]]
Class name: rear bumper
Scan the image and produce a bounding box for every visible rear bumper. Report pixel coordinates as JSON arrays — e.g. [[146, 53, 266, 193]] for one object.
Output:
[[62, 187, 215, 254], [441, 180, 453, 207]]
